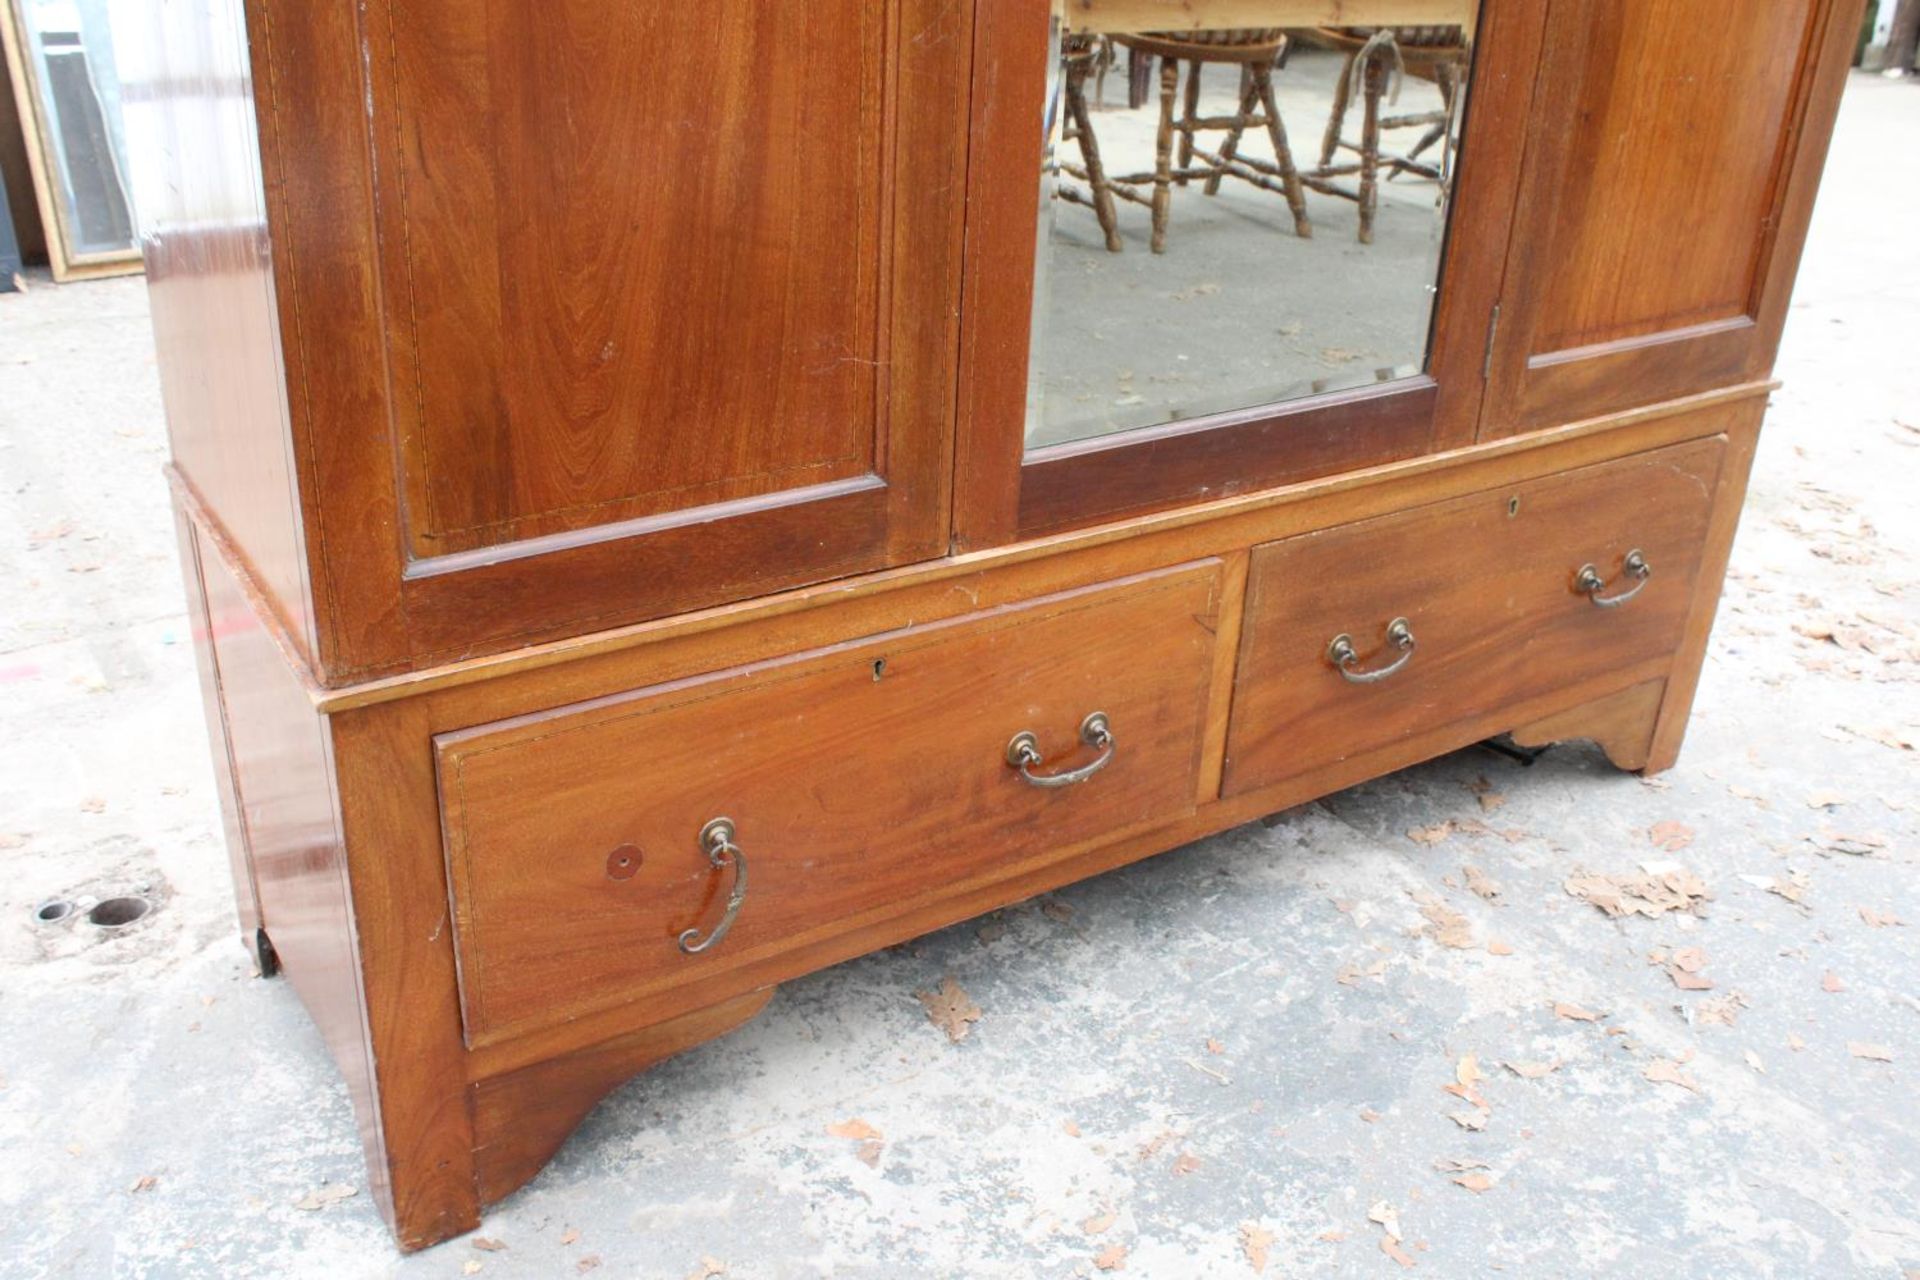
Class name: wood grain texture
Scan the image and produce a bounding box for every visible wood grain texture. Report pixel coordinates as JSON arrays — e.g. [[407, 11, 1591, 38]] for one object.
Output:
[[1643, 398, 1766, 773], [437, 565, 1222, 1045], [328, 697, 480, 1249], [1510, 678, 1667, 772], [1483, 0, 1861, 435], [174, 504, 265, 967], [375, 1, 878, 556], [319, 387, 1773, 716], [247, 0, 973, 682], [193, 505, 388, 1228], [1224, 436, 1725, 795], [119, 0, 316, 664], [469, 989, 774, 1206], [1537, 1, 1818, 351]]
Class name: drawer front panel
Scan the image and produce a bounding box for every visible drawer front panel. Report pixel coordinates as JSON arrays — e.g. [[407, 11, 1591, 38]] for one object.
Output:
[[438, 564, 1222, 1045], [1224, 438, 1725, 796]]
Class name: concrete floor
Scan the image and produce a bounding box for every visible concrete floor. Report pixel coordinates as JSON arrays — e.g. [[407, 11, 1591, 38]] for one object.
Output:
[[1, 73, 1917, 1280]]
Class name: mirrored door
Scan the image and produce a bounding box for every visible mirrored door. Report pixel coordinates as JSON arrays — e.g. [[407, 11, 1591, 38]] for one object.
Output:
[[955, 0, 1545, 545]]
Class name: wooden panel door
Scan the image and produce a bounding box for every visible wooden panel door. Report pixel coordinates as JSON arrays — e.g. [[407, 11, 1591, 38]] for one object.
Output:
[[1481, 0, 1859, 436], [251, 0, 973, 682]]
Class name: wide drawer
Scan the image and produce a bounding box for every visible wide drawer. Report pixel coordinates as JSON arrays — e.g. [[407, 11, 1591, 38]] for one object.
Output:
[[436, 563, 1223, 1045], [1224, 437, 1726, 796]]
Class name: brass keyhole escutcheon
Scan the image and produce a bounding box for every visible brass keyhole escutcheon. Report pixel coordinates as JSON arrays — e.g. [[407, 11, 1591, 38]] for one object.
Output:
[[605, 844, 643, 881]]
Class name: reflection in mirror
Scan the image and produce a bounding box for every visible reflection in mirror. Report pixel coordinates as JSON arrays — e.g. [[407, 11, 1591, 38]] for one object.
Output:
[[1026, 5, 1478, 451], [5, 0, 139, 265]]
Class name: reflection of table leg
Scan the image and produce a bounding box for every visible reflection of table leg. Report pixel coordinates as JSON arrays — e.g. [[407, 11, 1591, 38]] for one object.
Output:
[[1252, 65, 1313, 238], [1201, 76, 1261, 197], [1150, 57, 1179, 253], [1320, 50, 1357, 167], [1065, 57, 1124, 252], [1176, 62, 1203, 185], [1357, 53, 1385, 244]]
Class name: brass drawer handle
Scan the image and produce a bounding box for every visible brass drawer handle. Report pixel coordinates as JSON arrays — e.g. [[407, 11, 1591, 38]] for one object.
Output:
[[1576, 549, 1651, 608], [678, 817, 749, 955], [1006, 712, 1115, 788], [1327, 617, 1416, 684]]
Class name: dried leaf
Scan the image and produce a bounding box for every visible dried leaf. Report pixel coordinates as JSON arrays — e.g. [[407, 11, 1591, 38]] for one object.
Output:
[[915, 976, 981, 1043], [1206, 1037, 1225, 1055], [1485, 939, 1514, 957], [1419, 900, 1475, 949], [1811, 830, 1889, 856], [1697, 992, 1750, 1026], [1553, 1002, 1603, 1022], [1367, 1202, 1402, 1241], [560, 1229, 581, 1246], [1806, 791, 1849, 809], [1241, 1222, 1276, 1274], [1448, 1109, 1488, 1131], [1083, 1211, 1117, 1236], [473, 1238, 507, 1252], [1848, 1042, 1894, 1062], [130, 1175, 158, 1193], [684, 1258, 726, 1280], [577, 1258, 601, 1274], [826, 1119, 882, 1142], [1171, 1153, 1202, 1176], [1788, 1033, 1806, 1052], [1455, 1054, 1484, 1089], [1564, 866, 1711, 918], [1380, 1236, 1416, 1268], [294, 1183, 356, 1211], [855, 1140, 883, 1167], [1337, 956, 1391, 985], [1462, 865, 1502, 900], [1408, 821, 1455, 846], [1859, 907, 1903, 928], [1667, 947, 1714, 990], [1821, 971, 1846, 993], [1093, 1244, 1128, 1271], [462, 1263, 482, 1276], [1062, 1120, 1082, 1138], [1451, 1173, 1493, 1194], [1745, 1050, 1765, 1074], [1648, 821, 1694, 851], [1041, 899, 1075, 923], [1644, 1059, 1699, 1092], [1504, 1059, 1561, 1079]]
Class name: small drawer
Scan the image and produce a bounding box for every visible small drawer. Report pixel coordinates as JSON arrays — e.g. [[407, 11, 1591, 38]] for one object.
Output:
[[1224, 438, 1725, 796], [436, 563, 1223, 1046]]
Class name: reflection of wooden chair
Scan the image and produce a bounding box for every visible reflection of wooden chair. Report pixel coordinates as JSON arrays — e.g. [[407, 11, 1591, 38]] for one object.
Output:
[[1057, 36, 1125, 252], [1062, 29, 1312, 254], [1307, 26, 1471, 243]]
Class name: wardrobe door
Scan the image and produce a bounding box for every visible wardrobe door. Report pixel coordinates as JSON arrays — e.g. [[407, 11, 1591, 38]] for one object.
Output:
[[953, 0, 1547, 547], [255, 0, 973, 680], [1481, 0, 1859, 437]]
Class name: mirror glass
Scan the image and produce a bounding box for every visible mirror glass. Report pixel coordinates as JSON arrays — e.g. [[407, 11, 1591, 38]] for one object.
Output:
[[1025, 4, 1478, 452], [6, 0, 139, 263]]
